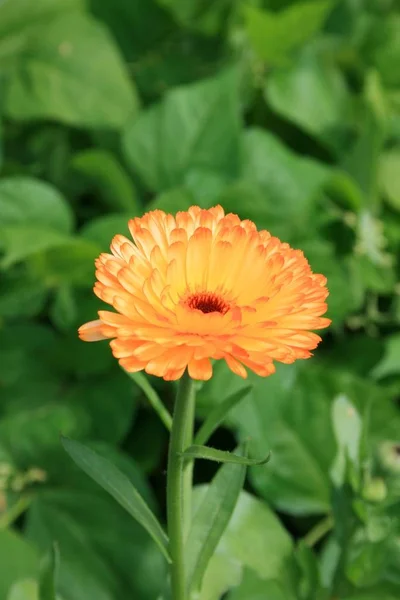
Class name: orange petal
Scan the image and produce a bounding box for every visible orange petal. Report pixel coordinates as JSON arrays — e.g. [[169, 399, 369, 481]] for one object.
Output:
[[78, 320, 109, 342], [188, 358, 212, 380], [224, 355, 247, 379], [78, 205, 331, 379]]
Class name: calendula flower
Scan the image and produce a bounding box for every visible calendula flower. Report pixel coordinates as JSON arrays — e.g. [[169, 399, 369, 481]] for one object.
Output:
[[79, 205, 330, 381]]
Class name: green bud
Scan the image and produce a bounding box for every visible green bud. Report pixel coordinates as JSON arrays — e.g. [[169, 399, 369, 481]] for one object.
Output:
[[378, 441, 400, 474], [26, 468, 47, 483], [0, 463, 13, 477], [362, 477, 387, 502]]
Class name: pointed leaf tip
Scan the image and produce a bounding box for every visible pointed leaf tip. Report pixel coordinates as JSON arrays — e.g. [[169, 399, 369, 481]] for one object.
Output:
[[182, 444, 271, 466], [39, 543, 59, 600]]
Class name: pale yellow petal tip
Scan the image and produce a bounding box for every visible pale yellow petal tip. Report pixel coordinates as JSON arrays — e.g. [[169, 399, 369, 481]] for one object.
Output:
[[78, 320, 108, 342]]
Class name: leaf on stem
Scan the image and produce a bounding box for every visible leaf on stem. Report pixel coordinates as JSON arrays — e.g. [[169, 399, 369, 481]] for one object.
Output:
[[61, 437, 171, 563], [330, 394, 362, 486], [185, 447, 247, 595], [182, 445, 271, 467], [194, 386, 252, 446], [39, 543, 59, 600]]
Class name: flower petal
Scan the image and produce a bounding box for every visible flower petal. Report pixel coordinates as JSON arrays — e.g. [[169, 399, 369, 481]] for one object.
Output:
[[78, 205, 331, 380], [78, 320, 108, 342]]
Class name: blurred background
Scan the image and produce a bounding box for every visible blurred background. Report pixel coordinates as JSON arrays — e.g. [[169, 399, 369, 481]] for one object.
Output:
[[0, 0, 399, 599]]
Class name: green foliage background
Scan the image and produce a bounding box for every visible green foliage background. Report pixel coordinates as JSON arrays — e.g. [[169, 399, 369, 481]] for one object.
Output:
[[0, 0, 399, 598]]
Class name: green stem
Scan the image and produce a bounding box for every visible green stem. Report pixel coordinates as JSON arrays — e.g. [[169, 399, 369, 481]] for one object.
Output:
[[167, 372, 196, 600], [182, 380, 196, 538], [125, 370, 172, 431], [0, 495, 32, 529], [303, 514, 334, 548]]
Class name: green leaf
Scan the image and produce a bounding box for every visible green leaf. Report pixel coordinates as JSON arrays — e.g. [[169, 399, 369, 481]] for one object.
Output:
[[3, 13, 139, 129], [71, 150, 141, 212], [196, 555, 242, 600], [42, 441, 158, 508], [49, 287, 79, 332], [126, 412, 168, 475], [380, 149, 400, 212], [55, 332, 113, 377], [90, 0, 224, 96], [371, 15, 400, 88], [330, 395, 362, 486], [0, 0, 83, 22], [0, 268, 48, 318], [28, 238, 101, 287], [89, 0, 174, 63], [225, 129, 330, 241], [354, 254, 396, 295], [183, 445, 270, 467], [239, 362, 400, 516], [321, 334, 385, 378], [293, 541, 325, 599], [342, 85, 385, 208], [0, 177, 73, 233], [125, 371, 172, 431], [0, 226, 71, 269], [183, 167, 227, 205], [25, 468, 166, 600], [266, 55, 349, 151], [325, 171, 363, 212], [197, 490, 293, 600], [0, 323, 58, 386], [49, 287, 108, 333], [199, 362, 336, 515], [226, 570, 289, 600], [61, 437, 171, 562], [371, 334, 400, 380], [346, 536, 389, 588], [7, 580, 61, 600], [0, 530, 38, 599], [0, 0, 84, 44], [342, 589, 400, 600], [244, 1, 333, 65], [0, 403, 87, 469], [0, 119, 3, 171], [302, 239, 362, 323], [352, 209, 395, 296], [195, 386, 252, 446], [80, 214, 132, 249], [39, 545, 59, 600], [0, 327, 92, 472], [240, 129, 330, 214], [61, 373, 138, 445], [7, 580, 38, 600], [157, 0, 227, 33], [147, 187, 196, 213], [123, 69, 241, 192], [186, 449, 247, 595], [244, 367, 336, 515]]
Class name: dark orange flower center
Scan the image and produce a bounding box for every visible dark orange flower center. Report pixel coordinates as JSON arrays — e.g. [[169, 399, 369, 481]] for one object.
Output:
[[186, 292, 229, 315]]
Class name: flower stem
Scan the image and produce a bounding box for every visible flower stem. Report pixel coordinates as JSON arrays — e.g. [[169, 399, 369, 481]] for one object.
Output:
[[303, 514, 334, 547], [167, 372, 196, 600], [182, 379, 196, 538], [0, 494, 32, 529]]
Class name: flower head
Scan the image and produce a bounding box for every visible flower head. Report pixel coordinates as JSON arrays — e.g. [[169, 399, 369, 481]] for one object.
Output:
[[79, 205, 330, 380]]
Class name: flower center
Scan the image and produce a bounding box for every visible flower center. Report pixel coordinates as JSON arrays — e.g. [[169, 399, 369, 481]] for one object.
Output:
[[186, 292, 229, 315]]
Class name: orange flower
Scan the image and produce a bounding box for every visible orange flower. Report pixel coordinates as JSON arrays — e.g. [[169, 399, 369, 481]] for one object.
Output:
[[79, 205, 330, 381]]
